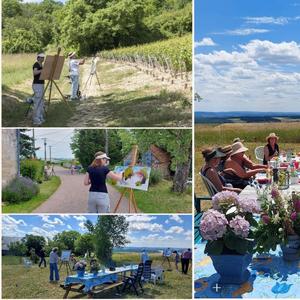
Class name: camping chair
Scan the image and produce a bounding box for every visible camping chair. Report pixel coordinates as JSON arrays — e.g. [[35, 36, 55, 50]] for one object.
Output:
[[142, 260, 152, 282], [23, 257, 32, 268], [122, 263, 144, 296], [199, 172, 219, 197], [194, 212, 203, 244], [255, 146, 264, 164], [151, 267, 164, 284]]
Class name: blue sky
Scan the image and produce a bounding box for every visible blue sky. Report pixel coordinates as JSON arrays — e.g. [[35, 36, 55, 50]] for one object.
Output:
[[194, 0, 300, 112], [29, 129, 74, 160], [2, 215, 192, 248]]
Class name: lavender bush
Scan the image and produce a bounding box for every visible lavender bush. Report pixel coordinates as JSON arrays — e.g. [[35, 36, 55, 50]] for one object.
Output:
[[2, 176, 39, 203]]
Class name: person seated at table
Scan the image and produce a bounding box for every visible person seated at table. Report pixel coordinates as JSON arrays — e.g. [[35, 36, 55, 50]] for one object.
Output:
[[201, 148, 242, 193], [216, 145, 232, 172], [263, 133, 280, 165], [223, 142, 267, 189]]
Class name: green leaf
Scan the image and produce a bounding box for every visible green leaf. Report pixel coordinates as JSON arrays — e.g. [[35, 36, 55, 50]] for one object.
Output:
[[204, 240, 224, 255]]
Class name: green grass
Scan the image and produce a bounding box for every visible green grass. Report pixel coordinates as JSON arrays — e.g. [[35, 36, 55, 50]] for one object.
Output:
[[133, 180, 192, 213], [195, 123, 300, 198], [2, 176, 61, 213], [2, 253, 192, 299], [2, 54, 191, 127]]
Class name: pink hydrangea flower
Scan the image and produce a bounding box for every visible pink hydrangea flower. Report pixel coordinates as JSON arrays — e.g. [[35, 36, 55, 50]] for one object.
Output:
[[200, 209, 228, 241], [261, 214, 271, 224], [238, 197, 260, 213], [229, 216, 250, 238], [212, 191, 239, 210], [294, 200, 300, 213], [291, 212, 297, 221], [271, 187, 280, 199]]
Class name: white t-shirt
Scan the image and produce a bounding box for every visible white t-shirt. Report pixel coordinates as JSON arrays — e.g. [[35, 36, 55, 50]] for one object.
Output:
[[69, 59, 80, 76]]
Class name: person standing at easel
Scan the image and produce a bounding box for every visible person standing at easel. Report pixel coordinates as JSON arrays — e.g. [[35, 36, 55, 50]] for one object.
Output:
[[68, 52, 85, 100], [32, 53, 46, 125]]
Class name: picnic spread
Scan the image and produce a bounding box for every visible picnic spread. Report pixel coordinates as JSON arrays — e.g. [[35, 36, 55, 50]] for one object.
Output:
[[61, 265, 138, 298]]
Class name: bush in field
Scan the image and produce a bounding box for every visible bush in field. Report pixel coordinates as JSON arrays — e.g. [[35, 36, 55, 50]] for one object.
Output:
[[21, 159, 44, 183], [9, 241, 27, 256], [149, 169, 163, 186], [2, 177, 39, 204]]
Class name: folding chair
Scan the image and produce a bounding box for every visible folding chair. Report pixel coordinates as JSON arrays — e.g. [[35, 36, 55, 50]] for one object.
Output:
[[255, 146, 265, 164], [122, 263, 144, 296], [199, 172, 219, 197]]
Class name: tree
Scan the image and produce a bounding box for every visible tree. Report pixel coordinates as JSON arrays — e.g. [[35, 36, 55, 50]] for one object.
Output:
[[9, 241, 27, 256], [70, 129, 123, 169], [74, 233, 95, 256], [19, 129, 38, 159], [53, 231, 81, 252], [2, 0, 22, 18], [22, 234, 46, 254], [86, 216, 129, 264]]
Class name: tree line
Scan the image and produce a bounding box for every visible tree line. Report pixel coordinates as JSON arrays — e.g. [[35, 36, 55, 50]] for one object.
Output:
[[3, 0, 192, 55], [8, 216, 128, 264]]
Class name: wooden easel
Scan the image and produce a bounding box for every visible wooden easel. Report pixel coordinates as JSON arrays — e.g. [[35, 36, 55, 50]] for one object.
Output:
[[41, 48, 71, 111], [59, 260, 72, 276], [113, 145, 139, 213], [82, 57, 101, 92]]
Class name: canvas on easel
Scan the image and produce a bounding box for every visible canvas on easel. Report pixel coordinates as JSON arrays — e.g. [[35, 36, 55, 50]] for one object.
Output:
[[113, 145, 147, 213], [39, 48, 71, 110], [59, 250, 72, 275]]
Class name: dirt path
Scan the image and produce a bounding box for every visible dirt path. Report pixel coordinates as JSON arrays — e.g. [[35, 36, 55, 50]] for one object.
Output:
[[67, 59, 191, 127], [33, 166, 137, 213]]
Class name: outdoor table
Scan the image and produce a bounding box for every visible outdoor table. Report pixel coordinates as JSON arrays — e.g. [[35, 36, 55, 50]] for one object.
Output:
[[269, 155, 300, 167], [61, 265, 138, 298], [194, 242, 300, 298]]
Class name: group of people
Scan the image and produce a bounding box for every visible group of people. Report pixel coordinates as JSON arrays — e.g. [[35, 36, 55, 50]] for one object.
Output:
[[201, 133, 280, 191], [31, 52, 85, 125], [158, 248, 192, 275]]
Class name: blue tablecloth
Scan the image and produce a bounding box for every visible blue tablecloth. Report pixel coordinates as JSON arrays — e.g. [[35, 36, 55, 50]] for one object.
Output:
[[194, 243, 300, 298], [64, 265, 138, 293]]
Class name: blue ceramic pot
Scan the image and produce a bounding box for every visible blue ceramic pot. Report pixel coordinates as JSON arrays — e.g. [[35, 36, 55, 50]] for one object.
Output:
[[281, 235, 300, 261], [210, 253, 252, 284], [76, 270, 85, 277]]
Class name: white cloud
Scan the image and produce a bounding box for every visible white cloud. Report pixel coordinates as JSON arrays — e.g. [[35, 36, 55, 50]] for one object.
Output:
[[60, 215, 71, 220], [169, 215, 184, 224], [244, 16, 289, 25], [214, 28, 270, 36], [67, 225, 73, 230], [195, 39, 300, 112], [129, 222, 163, 232], [140, 234, 174, 241], [73, 216, 87, 222], [29, 227, 59, 239], [42, 223, 55, 229], [3, 215, 27, 226], [41, 215, 64, 225], [78, 222, 87, 231], [184, 230, 192, 240], [165, 220, 169, 224], [195, 38, 217, 47], [165, 226, 184, 234], [126, 215, 156, 222]]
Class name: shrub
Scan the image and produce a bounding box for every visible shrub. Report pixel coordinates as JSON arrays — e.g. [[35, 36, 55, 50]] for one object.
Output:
[[149, 169, 163, 186], [20, 159, 44, 183], [2, 176, 39, 204]]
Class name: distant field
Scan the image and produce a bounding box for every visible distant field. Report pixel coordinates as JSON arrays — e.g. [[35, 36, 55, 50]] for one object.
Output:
[[2, 253, 192, 299], [195, 122, 300, 196]]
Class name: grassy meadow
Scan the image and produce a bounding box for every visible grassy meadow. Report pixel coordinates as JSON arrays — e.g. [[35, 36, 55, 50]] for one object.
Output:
[[2, 253, 192, 299], [2, 176, 61, 214], [195, 123, 300, 198], [2, 54, 191, 127]]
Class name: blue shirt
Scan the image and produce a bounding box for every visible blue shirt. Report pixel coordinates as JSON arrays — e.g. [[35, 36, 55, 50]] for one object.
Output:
[[141, 252, 149, 264], [49, 251, 59, 264]]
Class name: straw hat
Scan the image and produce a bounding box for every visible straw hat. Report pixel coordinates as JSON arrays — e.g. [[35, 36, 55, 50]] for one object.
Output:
[[219, 145, 232, 155], [266, 133, 279, 142], [68, 51, 76, 58], [233, 137, 244, 143], [231, 142, 248, 156]]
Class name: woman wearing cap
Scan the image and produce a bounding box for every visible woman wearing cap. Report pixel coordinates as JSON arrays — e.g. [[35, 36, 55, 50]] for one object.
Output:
[[263, 133, 280, 165], [32, 53, 46, 125], [84, 151, 123, 213], [201, 148, 242, 193], [223, 142, 266, 189]]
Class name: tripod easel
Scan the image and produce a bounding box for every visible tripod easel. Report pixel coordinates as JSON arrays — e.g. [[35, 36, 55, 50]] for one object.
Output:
[[41, 48, 71, 112], [113, 145, 139, 213], [59, 260, 73, 276], [82, 57, 101, 93]]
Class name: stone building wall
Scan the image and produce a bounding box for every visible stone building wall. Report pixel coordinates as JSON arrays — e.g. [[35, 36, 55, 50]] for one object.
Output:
[[2, 129, 18, 187]]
